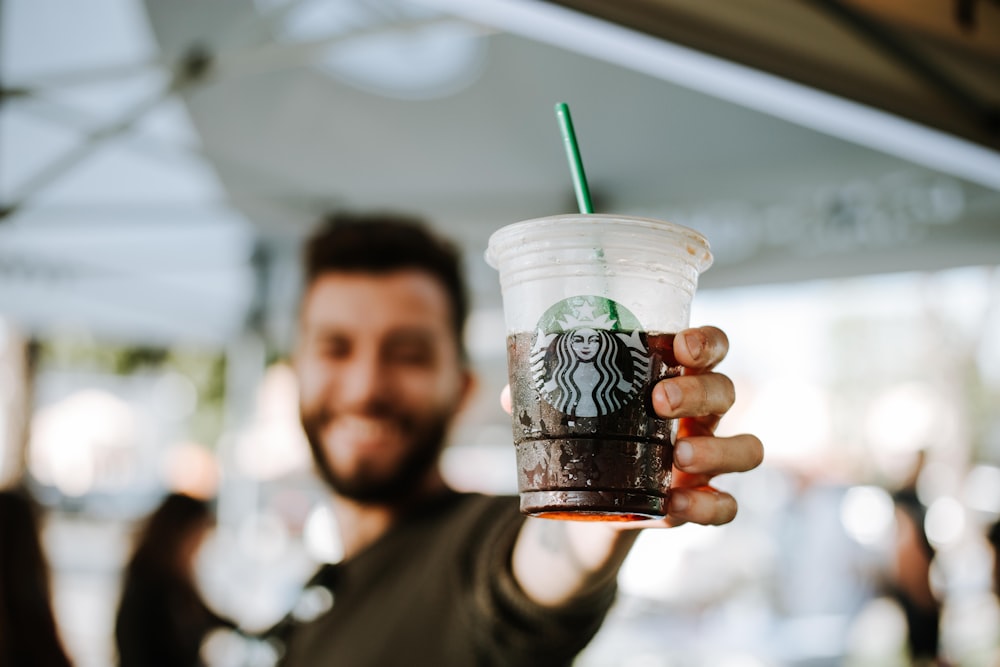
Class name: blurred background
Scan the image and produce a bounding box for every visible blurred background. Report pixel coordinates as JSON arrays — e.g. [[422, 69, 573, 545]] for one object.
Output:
[[2, 0, 999, 665]]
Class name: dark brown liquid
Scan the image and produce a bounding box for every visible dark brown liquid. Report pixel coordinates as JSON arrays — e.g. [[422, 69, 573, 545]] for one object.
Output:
[[506, 331, 679, 520]]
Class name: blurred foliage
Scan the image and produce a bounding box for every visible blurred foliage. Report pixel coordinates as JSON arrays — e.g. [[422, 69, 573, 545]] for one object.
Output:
[[34, 335, 229, 448]]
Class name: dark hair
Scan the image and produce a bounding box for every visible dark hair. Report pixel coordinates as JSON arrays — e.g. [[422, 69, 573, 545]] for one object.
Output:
[[990, 518, 1000, 596], [989, 518, 1000, 552], [124, 493, 212, 580], [304, 212, 469, 360], [0, 488, 74, 667], [116, 493, 235, 666]]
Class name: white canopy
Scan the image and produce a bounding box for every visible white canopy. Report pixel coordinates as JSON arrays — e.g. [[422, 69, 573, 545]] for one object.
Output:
[[3, 0, 998, 348]]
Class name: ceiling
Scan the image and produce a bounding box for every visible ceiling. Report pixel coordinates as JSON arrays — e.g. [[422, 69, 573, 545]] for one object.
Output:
[[2, 0, 999, 350], [550, 0, 1000, 151]]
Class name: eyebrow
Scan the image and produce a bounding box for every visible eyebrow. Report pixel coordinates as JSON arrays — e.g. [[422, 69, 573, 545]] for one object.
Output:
[[306, 325, 438, 343], [383, 328, 438, 346]]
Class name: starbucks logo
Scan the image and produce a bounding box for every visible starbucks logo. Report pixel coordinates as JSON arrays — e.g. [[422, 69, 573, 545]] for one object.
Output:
[[530, 296, 650, 418]]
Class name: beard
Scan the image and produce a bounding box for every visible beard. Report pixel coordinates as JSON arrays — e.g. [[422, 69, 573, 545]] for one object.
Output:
[[300, 402, 452, 504]]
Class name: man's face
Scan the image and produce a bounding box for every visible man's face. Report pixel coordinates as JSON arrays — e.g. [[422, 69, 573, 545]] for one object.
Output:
[[295, 270, 470, 503]]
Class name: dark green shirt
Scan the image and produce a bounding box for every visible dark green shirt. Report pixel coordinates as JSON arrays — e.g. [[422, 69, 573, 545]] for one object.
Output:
[[277, 492, 615, 667]]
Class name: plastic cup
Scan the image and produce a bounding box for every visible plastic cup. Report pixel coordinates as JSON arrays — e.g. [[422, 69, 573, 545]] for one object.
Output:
[[486, 214, 712, 521]]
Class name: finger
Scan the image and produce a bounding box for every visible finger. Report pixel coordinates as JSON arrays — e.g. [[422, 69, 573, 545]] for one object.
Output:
[[651, 372, 735, 419], [500, 385, 512, 414], [673, 434, 764, 476], [667, 485, 738, 526], [674, 326, 728, 372]]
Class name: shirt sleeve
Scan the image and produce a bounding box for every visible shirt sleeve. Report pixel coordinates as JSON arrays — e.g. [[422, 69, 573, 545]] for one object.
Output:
[[465, 497, 617, 667]]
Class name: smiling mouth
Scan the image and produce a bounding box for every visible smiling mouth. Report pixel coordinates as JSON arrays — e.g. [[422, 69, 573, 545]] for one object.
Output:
[[326, 415, 398, 449]]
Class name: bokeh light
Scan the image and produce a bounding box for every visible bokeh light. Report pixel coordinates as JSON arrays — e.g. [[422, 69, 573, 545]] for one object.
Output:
[[840, 485, 895, 547], [235, 364, 311, 481], [29, 389, 137, 496], [925, 496, 966, 547], [238, 510, 290, 563], [963, 465, 1000, 515], [161, 441, 220, 499], [864, 382, 938, 454], [739, 379, 831, 466], [303, 501, 342, 564]]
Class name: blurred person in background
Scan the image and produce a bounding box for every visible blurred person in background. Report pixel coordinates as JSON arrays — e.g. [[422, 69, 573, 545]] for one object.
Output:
[[990, 517, 1000, 598], [885, 451, 947, 666], [115, 492, 238, 667], [271, 213, 763, 666], [0, 487, 74, 667], [989, 518, 1000, 667]]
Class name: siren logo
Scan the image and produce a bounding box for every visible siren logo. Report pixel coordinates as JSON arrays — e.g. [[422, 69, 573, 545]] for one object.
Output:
[[530, 296, 650, 418]]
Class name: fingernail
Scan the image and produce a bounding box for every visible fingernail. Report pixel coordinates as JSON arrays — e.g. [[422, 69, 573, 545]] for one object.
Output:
[[670, 491, 690, 513], [684, 331, 703, 360], [663, 382, 682, 409], [675, 439, 694, 468]]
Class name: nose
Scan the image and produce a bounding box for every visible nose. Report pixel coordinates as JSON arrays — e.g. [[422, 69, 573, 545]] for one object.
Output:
[[337, 348, 391, 412]]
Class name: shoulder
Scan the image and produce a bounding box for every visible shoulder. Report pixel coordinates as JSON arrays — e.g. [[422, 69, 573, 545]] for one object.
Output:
[[452, 492, 519, 517], [423, 492, 522, 541], [408, 492, 523, 562], [441, 493, 525, 568]]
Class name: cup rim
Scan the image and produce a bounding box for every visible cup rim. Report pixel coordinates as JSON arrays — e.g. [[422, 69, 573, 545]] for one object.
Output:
[[485, 213, 712, 271]]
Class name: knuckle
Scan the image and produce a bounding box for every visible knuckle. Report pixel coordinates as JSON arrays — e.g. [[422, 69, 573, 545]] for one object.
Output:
[[697, 377, 713, 412], [705, 438, 726, 471]]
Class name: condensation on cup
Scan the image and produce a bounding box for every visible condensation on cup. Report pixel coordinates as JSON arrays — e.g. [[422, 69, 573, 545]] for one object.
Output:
[[486, 214, 712, 521]]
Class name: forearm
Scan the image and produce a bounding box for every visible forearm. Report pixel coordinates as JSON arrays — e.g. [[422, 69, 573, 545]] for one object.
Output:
[[511, 518, 640, 608]]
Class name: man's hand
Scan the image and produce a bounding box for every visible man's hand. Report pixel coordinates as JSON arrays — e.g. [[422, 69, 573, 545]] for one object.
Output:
[[644, 325, 763, 528], [506, 325, 763, 607], [501, 325, 762, 528]]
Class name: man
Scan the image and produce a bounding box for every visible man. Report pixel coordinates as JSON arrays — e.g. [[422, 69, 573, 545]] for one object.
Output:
[[278, 212, 763, 666]]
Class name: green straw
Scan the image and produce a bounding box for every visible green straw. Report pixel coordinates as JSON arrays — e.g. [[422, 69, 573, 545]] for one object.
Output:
[[555, 102, 594, 214], [555, 102, 620, 327]]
